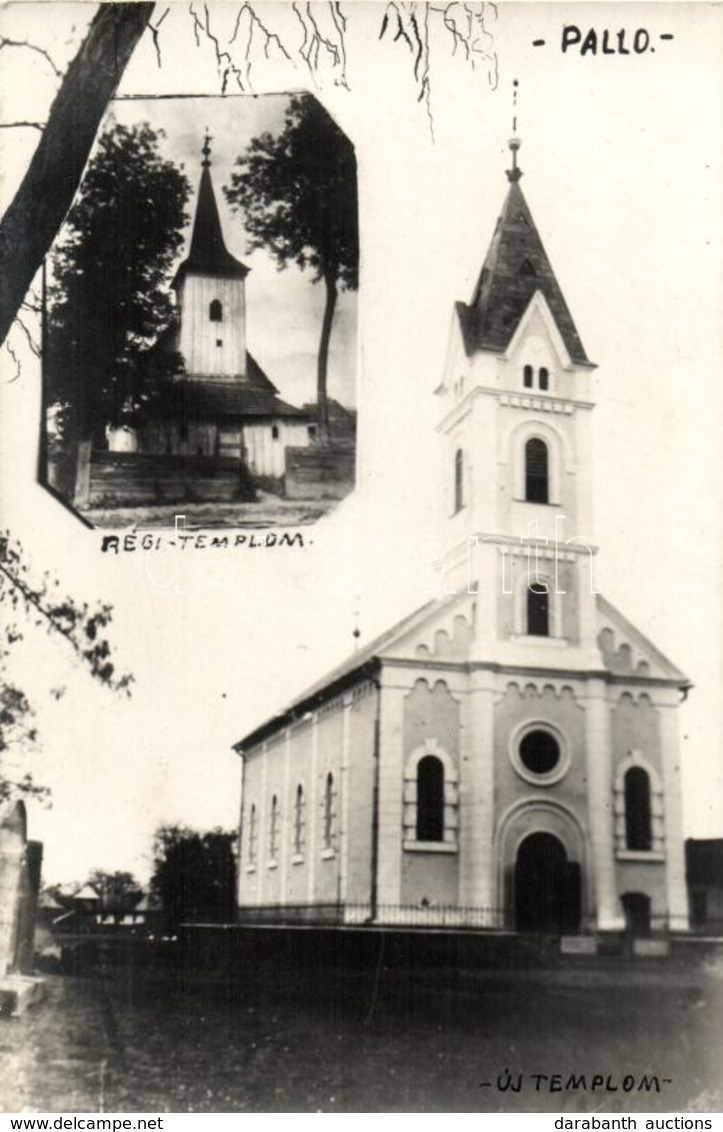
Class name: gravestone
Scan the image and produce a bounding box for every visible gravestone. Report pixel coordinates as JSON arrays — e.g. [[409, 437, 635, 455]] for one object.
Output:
[[0, 801, 45, 1016]]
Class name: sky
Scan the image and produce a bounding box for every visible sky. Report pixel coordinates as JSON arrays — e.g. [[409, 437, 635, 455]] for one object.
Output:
[[0, 2, 721, 885]]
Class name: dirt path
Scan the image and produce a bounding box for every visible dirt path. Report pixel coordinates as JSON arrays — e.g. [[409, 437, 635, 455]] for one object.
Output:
[[1, 960, 722, 1113]]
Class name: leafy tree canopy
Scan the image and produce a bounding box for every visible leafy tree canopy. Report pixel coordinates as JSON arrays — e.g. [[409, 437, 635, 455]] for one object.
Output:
[[150, 824, 237, 933], [224, 93, 358, 288], [87, 869, 143, 913], [0, 530, 132, 805], [45, 120, 191, 440], [224, 94, 358, 441]]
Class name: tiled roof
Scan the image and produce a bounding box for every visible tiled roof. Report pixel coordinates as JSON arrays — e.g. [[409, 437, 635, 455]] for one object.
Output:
[[459, 181, 591, 366]]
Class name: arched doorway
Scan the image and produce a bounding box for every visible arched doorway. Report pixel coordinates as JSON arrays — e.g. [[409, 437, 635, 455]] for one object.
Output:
[[514, 831, 581, 933]]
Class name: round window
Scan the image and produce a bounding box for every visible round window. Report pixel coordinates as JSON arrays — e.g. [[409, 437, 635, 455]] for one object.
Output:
[[519, 729, 560, 775]]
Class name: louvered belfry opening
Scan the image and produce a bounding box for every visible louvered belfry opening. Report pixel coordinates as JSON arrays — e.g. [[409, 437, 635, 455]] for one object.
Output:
[[525, 437, 549, 503]]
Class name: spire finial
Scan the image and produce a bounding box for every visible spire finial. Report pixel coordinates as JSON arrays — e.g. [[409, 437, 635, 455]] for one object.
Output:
[[507, 79, 522, 183], [202, 131, 212, 169]]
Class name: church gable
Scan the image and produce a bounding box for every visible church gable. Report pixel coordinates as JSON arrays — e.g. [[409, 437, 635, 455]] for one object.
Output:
[[376, 594, 476, 663], [596, 595, 688, 684], [504, 291, 575, 373]]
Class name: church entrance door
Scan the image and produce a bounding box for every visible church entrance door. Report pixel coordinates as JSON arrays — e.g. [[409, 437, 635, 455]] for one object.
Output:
[[514, 831, 581, 934]]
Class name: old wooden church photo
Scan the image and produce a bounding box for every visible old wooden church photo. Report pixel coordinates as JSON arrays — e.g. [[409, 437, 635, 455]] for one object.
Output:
[[42, 94, 358, 528]]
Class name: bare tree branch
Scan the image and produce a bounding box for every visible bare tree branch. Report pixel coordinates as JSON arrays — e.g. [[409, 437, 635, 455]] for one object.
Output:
[[14, 315, 41, 358], [148, 6, 170, 67], [3, 339, 21, 382], [0, 121, 45, 132], [0, 36, 62, 78], [0, 533, 133, 694], [229, 1, 293, 71], [379, 2, 498, 134], [292, 2, 348, 88]]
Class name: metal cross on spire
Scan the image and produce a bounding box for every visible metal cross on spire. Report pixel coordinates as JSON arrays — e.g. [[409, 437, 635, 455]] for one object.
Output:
[[202, 130, 212, 168], [507, 79, 523, 183]]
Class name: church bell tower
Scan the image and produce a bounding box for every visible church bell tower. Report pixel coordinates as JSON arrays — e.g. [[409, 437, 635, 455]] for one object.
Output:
[[437, 135, 600, 670], [172, 136, 250, 381]]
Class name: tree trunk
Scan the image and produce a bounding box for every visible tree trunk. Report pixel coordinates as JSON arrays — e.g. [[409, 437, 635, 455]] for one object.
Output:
[[0, 3, 154, 348], [316, 268, 338, 446]]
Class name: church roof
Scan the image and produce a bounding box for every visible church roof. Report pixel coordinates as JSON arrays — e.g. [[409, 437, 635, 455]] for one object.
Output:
[[457, 175, 591, 366], [173, 151, 249, 286], [234, 587, 690, 753], [234, 594, 457, 752]]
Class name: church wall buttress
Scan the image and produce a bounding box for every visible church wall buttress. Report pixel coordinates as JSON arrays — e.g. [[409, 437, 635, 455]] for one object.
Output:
[[344, 684, 378, 908]]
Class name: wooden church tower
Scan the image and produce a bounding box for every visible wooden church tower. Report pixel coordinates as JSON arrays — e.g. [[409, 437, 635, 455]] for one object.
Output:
[[172, 134, 251, 384]]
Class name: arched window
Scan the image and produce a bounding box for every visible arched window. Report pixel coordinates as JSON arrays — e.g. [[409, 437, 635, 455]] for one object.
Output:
[[322, 772, 335, 850], [416, 755, 445, 842], [454, 448, 464, 513], [527, 581, 549, 636], [293, 784, 305, 856], [523, 364, 533, 389], [247, 803, 257, 865], [525, 437, 549, 503], [539, 367, 549, 391], [209, 299, 223, 322], [624, 767, 652, 851], [271, 424, 279, 441], [269, 794, 279, 860]]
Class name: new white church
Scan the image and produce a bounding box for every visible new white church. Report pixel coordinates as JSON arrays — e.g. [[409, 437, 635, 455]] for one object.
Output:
[[233, 138, 690, 938]]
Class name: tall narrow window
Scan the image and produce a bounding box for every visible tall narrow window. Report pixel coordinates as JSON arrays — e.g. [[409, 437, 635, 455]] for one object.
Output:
[[527, 582, 549, 637], [523, 364, 534, 389], [624, 767, 652, 851], [293, 784, 305, 856], [209, 299, 223, 322], [525, 437, 549, 503], [248, 803, 257, 865], [271, 424, 279, 441], [454, 448, 464, 513], [323, 772, 335, 850], [416, 755, 445, 842], [539, 367, 549, 391], [269, 794, 279, 860]]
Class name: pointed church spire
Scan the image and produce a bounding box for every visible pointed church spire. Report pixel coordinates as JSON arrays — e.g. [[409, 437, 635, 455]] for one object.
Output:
[[455, 110, 592, 367], [173, 136, 249, 286]]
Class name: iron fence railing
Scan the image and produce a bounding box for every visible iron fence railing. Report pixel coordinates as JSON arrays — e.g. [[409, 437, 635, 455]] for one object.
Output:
[[235, 901, 678, 935]]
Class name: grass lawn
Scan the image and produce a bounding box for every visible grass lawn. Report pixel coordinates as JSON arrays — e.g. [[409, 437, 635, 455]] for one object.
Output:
[[1, 944, 722, 1114]]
